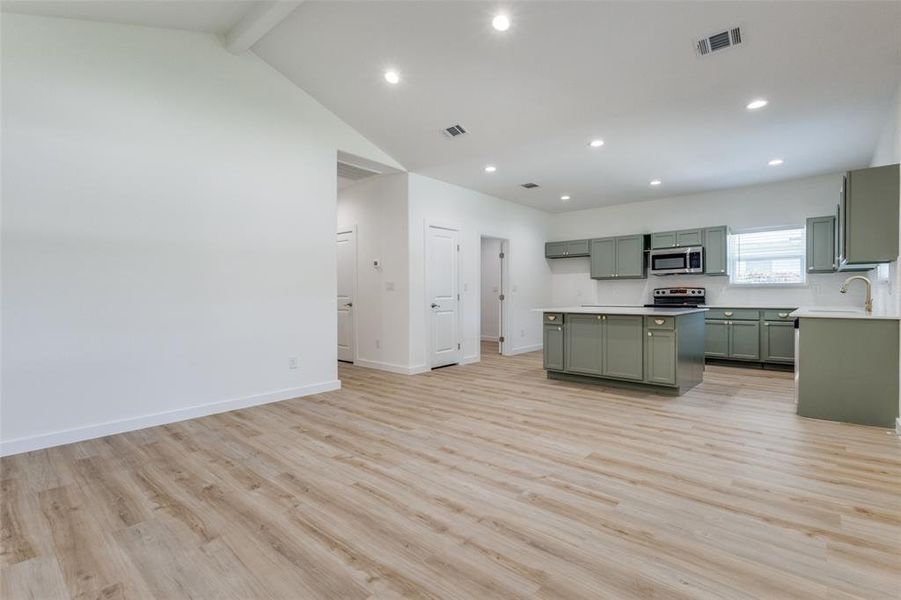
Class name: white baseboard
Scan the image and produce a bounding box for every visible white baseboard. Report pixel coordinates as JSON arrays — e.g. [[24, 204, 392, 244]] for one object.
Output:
[[354, 358, 426, 375], [461, 354, 479, 365], [896, 418, 901, 436], [507, 343, 542, 356], [0, 380, 341, 457], [480, 335, 499, 342]]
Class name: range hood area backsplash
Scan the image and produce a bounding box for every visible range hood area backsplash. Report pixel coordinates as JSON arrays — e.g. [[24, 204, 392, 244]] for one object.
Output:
[[549, 264, 891, 308]]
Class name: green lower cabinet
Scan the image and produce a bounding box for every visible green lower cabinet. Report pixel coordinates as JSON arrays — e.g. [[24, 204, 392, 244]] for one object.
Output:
[[645, 329, 676, 385], [602, 315, 644, 380], [761, 321, 794, 363], [728, 321, 760, 360], [704, 320, 729, 358], [543, 323, 564, 371], [564, 314, 603, 375]]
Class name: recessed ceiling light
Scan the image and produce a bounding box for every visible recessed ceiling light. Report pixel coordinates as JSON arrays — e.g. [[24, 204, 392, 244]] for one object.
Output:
[[560, 195, 571, 201], [768, 158, 784, 166], [589, 139, 604, 148], [384, 70, 400, 84], [492, 14, 510, 31], [746, 98, 768, 110], [650, 179, 662, 186], [484, 165, 497, 173]]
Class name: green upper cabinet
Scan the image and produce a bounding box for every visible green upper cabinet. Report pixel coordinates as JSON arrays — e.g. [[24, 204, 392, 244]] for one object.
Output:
[[602, 315, 644, 381], [589, 238, 617, 278], [651, 231, 678, 249], [565, 240, 590, 257], [651, 229, 703, 249], [615, 235, 646, 278], [703, 226, 729, 276], [545, 242, 566, 258], [806, 216, 836, 273], [564, 314, 604, 375], [590, 235, 647, 279], [546, 240, 590, 258], [838, 163, 899, 267], [676, 229, 703, 247]]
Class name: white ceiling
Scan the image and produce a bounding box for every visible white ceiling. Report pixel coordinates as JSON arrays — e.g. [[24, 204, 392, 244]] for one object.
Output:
[[5, 1, 901, 213], [1, 0, 253, 34]]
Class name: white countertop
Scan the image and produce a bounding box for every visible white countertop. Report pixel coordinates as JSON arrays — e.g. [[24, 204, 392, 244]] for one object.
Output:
[[703, 304, 798, 309], [536, 306, 708, 316], [790, 307, 901, 320]]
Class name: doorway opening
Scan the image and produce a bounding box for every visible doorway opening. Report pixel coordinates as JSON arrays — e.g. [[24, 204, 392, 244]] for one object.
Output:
[[480, 236, 508, 356]]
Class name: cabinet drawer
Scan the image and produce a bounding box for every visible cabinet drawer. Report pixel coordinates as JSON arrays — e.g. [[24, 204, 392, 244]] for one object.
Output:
[[705, 308, 760, 321], [544, 313, 563, 324], [762, 309, 796, 321], [645, 316, 675, 330]]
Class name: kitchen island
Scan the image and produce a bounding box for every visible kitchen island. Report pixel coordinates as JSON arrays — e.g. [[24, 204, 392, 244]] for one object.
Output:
[[539, 306, 707, 395], [792, 307, 900, 428]]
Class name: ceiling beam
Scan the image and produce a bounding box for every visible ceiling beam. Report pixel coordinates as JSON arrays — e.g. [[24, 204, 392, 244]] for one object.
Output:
[[225, 1, 303, 54]]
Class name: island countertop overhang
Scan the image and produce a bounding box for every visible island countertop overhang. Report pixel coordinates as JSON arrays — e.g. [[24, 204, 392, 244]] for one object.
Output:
[[534, 306, 708, 316]]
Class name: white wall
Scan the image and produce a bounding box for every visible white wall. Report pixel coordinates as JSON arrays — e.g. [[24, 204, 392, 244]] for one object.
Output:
[[408, 175, 551, 369], [480, 238, 502, 340], [336, 174, 410, 372], [1, 14, 401, 454], [547, 173, 872, 308]]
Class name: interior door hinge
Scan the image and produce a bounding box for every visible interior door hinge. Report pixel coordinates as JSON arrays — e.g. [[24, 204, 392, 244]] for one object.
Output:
[[456, 244, 460, 251], [499, 336, 505, 343], [457, 343, 461, 350], [499, 252, 505, 259], [457, 293, 460, 300], [499, 294, 505, 301]]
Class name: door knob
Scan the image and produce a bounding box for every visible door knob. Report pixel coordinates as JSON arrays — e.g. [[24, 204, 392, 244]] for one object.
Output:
[[430, 303, 439, 308]]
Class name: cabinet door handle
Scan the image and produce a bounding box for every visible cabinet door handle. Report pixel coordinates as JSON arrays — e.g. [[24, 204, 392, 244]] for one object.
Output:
[[648, 332, 652, 336], [654, 319, 665, 325], [778, 312, 789, 318], [597, 315, 602, 320], [724, 311, 734, 317], [602, 315, 606, 320], [557, 327, 562, 331], [720, 269, 725, 273], [547, 315, 556, 321], [765, 323, 770, 326]]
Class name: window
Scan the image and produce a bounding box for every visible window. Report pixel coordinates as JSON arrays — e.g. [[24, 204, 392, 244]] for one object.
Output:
[[729, 227, 806, 285]]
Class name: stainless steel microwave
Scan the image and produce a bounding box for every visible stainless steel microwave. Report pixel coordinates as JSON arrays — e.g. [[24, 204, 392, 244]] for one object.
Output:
[[649, 246, 704, 275]]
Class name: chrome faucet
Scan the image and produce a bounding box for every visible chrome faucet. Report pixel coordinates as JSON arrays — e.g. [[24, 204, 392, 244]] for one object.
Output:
[[840, 275, 873, 313]]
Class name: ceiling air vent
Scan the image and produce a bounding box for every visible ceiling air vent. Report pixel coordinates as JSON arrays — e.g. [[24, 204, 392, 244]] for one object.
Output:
[[443, 124, 467, 138], [696, 26, 743, 56], [520, 182, 540, 189]]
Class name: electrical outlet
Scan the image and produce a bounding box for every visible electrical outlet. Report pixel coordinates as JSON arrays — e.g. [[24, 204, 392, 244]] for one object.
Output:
[[288, 356, 299, 370]]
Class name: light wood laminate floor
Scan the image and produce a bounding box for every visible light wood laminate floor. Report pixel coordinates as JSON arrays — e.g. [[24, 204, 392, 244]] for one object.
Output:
[[2, 344, 900, 599]]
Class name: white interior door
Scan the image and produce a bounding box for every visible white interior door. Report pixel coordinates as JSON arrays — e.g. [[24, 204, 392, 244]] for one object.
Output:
[[428, 225, 460, 368], [337, 229, 355, 363], [498, 240, 505, 355]]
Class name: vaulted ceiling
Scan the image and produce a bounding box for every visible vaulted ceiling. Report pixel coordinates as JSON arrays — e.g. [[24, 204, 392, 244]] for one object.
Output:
[[5, 1, 901, 212]]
